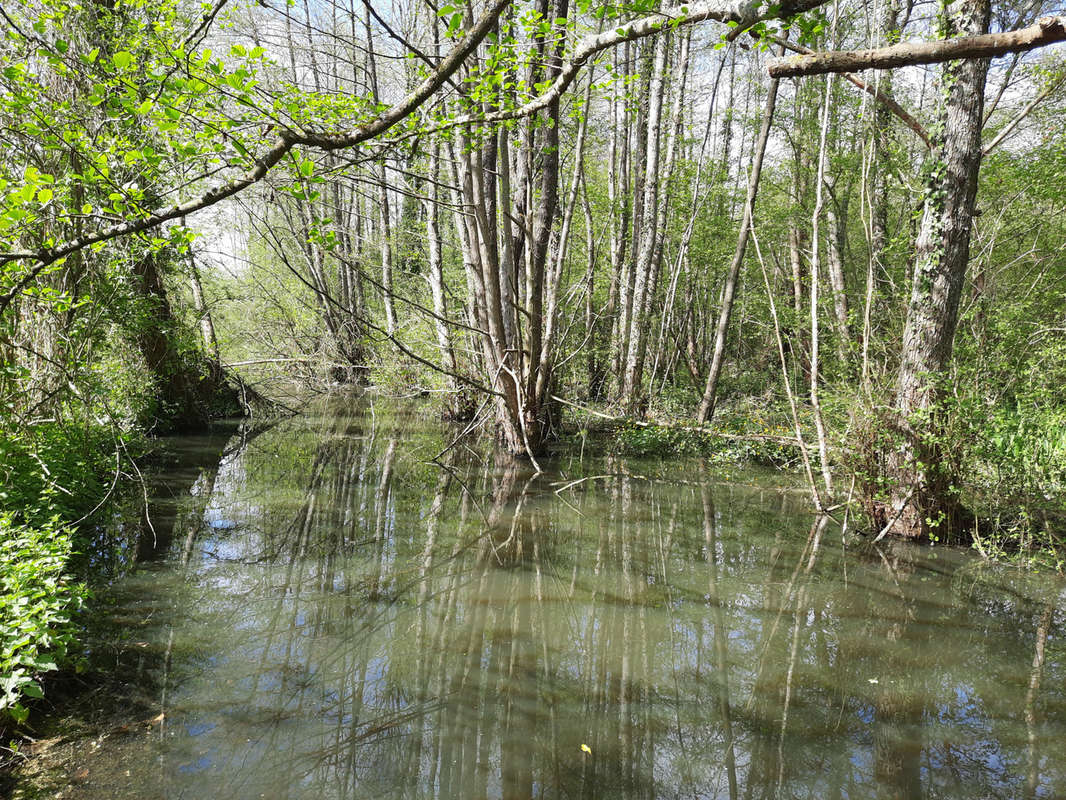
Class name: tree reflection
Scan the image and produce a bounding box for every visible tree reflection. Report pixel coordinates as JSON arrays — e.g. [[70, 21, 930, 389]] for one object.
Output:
[[82, 402, 1066, 800]]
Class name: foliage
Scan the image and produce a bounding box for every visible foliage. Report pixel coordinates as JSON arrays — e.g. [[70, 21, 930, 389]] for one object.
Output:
[[965, 402, 1066, 503], [613, 410, 798, 467], [0, 423, 123, 527], [0, 415, 141, 731], [0, 515, 86, 728]]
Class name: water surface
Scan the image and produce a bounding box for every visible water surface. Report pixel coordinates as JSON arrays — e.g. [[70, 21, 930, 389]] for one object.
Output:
[[20, 398, 1066, 799]]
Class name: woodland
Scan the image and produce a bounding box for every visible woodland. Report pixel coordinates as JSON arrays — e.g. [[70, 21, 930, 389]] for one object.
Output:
[[2, 0, 1066, 729]]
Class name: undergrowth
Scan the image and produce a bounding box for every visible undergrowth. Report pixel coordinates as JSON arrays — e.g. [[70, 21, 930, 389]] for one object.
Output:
[[0, 422, 128, 732], [612, 408, 799, 468], [0, 515, 86, 729]]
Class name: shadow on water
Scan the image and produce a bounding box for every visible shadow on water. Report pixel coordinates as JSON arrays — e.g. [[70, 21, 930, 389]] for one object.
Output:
[[11, 396, 1066, 800]]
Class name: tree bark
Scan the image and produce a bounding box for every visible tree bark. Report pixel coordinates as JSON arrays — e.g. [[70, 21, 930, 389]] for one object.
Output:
[[884, 0, 991, 539], [622, 32, 669, 415], [770, 15, 1064, 77]]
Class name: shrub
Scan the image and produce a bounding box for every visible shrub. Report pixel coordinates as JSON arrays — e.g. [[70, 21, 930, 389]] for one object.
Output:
[[0, 423, 120, 528], [0, 515, 86, 727]]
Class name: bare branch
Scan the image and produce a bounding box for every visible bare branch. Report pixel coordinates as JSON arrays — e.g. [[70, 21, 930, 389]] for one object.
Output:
[[453, 0, 830, 129], [2, 0, 834, 317], [769, 15, 1066, 78], [983, 72, 1066, 156], [762, 34, 931, 148]]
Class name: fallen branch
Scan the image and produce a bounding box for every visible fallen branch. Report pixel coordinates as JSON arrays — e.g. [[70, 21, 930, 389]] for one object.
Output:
[[550, 394, 799, 446]]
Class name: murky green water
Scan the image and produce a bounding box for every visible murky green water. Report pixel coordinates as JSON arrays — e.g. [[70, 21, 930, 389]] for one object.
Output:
[[18, 397, 1066, 799]]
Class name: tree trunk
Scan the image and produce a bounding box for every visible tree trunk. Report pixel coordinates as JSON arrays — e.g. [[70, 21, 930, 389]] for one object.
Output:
[[825, 193, 851, 354], [133, 250, 243, 430], [884, 0, 991, 539], [696, 51, 783, 424], [603, 42, 631, 400], [363, 8, 398, 337], [622, 32, 669, 415]]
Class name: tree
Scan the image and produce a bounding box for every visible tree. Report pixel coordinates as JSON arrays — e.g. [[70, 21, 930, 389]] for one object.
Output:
[[885, 0, 992, 538], [4, 0, 1066, 484]]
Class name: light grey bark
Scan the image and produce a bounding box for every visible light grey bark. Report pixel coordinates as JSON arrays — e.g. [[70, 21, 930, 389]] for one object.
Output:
[[825, 193, 851, 351], [622, 32, 669, 414], [770, 14, 1066, 77], [886, 0, 992, 539], [605, 42, 631, 395], [363, 5, 397, 337], [644, 31, 691, 402]]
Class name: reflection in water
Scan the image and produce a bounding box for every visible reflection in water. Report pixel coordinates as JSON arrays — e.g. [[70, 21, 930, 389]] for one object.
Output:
[[45, 400, 1066, 800]]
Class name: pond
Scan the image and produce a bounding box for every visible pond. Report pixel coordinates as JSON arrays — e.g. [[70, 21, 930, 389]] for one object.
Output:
[[12, 396, 1066, 799]]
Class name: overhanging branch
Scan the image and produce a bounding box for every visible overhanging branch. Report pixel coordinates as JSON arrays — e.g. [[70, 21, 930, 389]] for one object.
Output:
[[769, 15, 1066, 78], [761, 34, 931, 148], [0, 0, 512, 317]]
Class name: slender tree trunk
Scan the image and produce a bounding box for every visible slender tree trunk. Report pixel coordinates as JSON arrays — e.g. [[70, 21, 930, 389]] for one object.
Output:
[[650, 43, 722, 395], [622, 32, 669, 415], [527, 0, 571, 422], [582, 172, 602, 399], [825, 192, 851, 352], [540, 67, 594, 409], [181, 227, 221, 375], [423, 139, 462, 415], [865, 0, 903, 387], [615, 40, 652, 398], [363, 5, 397, 337], [605, 42, 631, 396], [643, 32, 692, 406], [808, 71, 837, 499], [696, 48, 784, 424]]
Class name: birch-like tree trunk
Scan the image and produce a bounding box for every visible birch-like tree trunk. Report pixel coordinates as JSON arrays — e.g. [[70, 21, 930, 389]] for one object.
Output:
[[621, 32, 669, 415], [364, 4, 397, 337]]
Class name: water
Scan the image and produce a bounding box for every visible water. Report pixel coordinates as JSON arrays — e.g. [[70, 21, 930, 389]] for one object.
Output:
[[16, 397, 1066, 799]]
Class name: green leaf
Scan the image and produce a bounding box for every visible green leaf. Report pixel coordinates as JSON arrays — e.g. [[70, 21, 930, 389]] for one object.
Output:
[[21, 681, 43, 699], [37, 188, 53, 204], [112, 51, 134, 70]]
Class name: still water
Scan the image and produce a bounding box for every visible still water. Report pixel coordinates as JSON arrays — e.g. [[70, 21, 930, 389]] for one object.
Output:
[[22, 398, 1066, 799]]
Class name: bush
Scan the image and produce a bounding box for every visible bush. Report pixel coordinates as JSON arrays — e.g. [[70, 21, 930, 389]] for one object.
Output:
[[0, 421, 122, 730], [0, 423, 123, 527], [613, 416, 798, 467], [0, 515, 86, 727], [967, 402, 1066, 502]]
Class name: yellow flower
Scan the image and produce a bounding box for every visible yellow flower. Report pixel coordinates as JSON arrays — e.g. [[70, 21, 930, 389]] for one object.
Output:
[[580, 744, 592, 754]]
